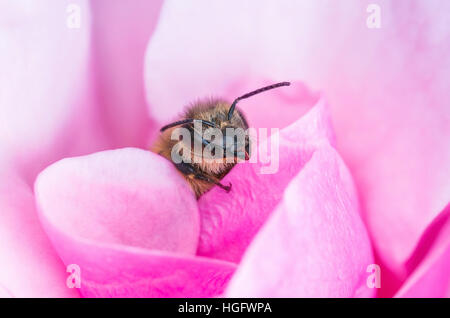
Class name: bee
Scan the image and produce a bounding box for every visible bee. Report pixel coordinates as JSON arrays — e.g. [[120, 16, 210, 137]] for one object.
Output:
[[151, 82, 291, 198]]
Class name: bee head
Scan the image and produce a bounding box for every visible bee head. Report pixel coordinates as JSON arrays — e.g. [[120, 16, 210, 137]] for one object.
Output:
[[159, 82, 291, 161], [179, 99, 250, 161]]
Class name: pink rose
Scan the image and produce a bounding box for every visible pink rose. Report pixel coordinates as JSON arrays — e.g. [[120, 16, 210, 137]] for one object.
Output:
[[0, 0, 448, 297]]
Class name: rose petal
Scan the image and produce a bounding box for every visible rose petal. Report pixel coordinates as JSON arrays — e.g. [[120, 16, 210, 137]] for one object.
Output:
[[39, 229, 236, 298], [145, 5, 317, 130], [35, 148, 235, 297], [395, 203, 450, 297], [143, 0, 450, 287], [0, 169, 79, 297], [91, 0, 163, 147], [35, 148, 199, 254], [0, 0, 97, 297], [225, 145, 374, 297], [312, 1, 450, 283], [0, 285, 13, 298], [0, 0, 109, 179], [197, 93, 335, 262]]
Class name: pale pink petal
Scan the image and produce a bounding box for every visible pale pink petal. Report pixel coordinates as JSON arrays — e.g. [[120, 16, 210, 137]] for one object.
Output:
[[0, 0, 108, 179], [35, 148, 199, 255], [144, 0, 450, 287], [395, 204, 450, 297], [35, 148, 235, 297], [0, 284, 13, 298], [0, 169, 79, 297], [313, 2, 450, 284], [0, 0, 97, 297], [90, 0, 163, 147], [1, 1, 165, 298], [145, 7, 317, 130], [197, 94, 335, 262], [225, 145, 374, 297]]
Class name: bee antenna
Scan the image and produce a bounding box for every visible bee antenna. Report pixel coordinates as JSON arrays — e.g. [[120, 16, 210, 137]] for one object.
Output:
[[160, 118, 216, 132], [227, 81, 291, 120]]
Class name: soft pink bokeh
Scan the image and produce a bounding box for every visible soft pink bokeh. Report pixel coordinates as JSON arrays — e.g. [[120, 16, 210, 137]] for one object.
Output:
[[0, 0, 448, 297]]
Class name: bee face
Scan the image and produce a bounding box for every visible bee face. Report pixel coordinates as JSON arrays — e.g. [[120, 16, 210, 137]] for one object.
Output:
[[183, 98, 249, 160]]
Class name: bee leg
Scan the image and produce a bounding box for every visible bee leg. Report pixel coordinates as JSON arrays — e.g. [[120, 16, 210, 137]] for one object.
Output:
[[194, 174, 232, 193], [174, 162, 197, 175], [218, 182, 232, 192], [174, 162, 232, 193]]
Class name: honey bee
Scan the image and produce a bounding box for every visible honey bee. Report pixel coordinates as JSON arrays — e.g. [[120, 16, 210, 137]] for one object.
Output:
[[151, 82, 291, 198]]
